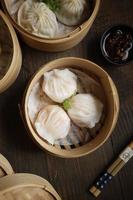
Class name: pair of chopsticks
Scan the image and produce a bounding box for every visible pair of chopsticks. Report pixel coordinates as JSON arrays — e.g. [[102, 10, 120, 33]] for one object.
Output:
[[89, 141, 133, 197]]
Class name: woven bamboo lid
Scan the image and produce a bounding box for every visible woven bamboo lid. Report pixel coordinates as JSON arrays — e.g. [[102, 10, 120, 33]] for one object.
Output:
[[0, 174, 61, 200], [0, 10, 22, 93], [0, 154, 61, 199]]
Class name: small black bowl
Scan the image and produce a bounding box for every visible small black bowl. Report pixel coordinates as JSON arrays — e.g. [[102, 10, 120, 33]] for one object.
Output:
[[100, 25, 133, 65]]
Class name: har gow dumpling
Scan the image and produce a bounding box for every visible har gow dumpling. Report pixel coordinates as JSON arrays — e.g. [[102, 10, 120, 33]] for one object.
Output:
[[17, 0, 58, 38], [34, 105, 70, 145], [64, 94, 103, 128], [56, 0, 87, 26], [27, 82, 53, 123], [42, 69, 77, 103]]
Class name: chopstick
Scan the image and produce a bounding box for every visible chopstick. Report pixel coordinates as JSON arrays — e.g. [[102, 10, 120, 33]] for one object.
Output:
[[89, 140, 133, 197]]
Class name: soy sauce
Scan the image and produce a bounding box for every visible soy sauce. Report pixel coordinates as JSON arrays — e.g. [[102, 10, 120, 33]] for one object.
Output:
[[101, 26, 133, 65]]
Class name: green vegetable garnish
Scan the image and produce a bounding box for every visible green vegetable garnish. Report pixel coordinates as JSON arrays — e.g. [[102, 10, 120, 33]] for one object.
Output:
[[63, 99, 72, 111], [41, 0, 60, 12]]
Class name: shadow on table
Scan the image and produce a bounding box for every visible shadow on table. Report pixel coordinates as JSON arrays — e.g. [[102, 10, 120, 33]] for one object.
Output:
[[0, 72, 40, 154]]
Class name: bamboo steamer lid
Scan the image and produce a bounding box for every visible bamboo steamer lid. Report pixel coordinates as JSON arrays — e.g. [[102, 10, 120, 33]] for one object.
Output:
[[0, 10, 22, 93], [0, 154, 14, 178], [0, 174, 61, 200], [0, 155, 61, 200], [2, 0, 100, 52], [22, 57, 120, 158]]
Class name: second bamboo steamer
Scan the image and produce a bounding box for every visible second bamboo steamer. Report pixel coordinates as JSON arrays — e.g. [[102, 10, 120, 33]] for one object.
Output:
[[0, 154, 61, 200], [2, 0, 101, 52]]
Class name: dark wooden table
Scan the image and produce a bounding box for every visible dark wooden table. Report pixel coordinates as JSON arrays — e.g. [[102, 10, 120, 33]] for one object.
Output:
[[0, 0, 133, 199]]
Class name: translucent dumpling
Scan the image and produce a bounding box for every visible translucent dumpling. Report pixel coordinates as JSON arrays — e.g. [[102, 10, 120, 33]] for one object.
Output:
[[17, 0, 58, 38], [56, 0, 87, 26], [64, 94, 103, 128], [34, 105, 70, 145], [27, 82, 53, 123], [42, 69, 77, 103]]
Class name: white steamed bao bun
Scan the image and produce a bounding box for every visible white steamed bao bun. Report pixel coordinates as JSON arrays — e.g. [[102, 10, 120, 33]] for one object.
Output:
[[34, 105, 70, 145], [42, 69, 77, 103], [17, 0, 58, 38], [66, 94, 104, 128], [56, 0, 87, 26]]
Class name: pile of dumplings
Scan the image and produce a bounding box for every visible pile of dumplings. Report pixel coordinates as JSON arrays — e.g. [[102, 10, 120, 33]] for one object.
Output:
[[28, 68, 104, 145], [16, 0, 89, 38]]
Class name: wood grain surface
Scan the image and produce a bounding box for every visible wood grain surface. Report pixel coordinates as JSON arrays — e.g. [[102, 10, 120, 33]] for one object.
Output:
[[0, 0, 133, 200]]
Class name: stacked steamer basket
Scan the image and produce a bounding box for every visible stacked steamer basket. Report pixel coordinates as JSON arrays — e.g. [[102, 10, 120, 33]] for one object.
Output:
[[2, 0, 100, 52], [0, 10, 22, 93], [0, 154, 61, 200], [22, 57, 119, 158]]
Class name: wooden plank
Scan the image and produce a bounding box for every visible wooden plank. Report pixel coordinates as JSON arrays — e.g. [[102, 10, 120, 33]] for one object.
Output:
[[0, 0, 133, 200]]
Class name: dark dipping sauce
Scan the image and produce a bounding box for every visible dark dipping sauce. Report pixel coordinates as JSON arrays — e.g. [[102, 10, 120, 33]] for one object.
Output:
[[101, 26, 133, 65]]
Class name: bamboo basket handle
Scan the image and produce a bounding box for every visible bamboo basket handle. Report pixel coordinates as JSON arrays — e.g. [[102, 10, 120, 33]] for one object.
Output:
[[0, 154, 14, 177]]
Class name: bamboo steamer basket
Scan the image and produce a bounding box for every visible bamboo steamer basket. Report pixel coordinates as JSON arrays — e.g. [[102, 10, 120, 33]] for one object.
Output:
[[0, 155, 61, 200], [22, 57, 119, 158], [0, 10, 22, 93], [2, 0, 100, 52]]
